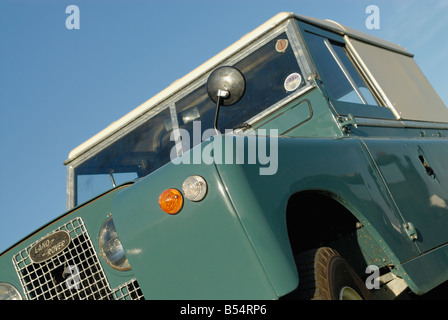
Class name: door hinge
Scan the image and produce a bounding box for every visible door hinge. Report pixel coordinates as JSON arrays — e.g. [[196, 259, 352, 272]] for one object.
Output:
[[404, 222, 418, 241], [339, 113, 357, 133]]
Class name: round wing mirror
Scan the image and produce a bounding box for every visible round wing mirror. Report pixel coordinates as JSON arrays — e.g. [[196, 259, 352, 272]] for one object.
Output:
[[207, 66, 246, 106]]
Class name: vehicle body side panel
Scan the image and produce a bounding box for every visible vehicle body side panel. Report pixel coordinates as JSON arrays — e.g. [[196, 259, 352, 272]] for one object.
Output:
[[361, 138, 448, 252], [110, 156, 277, 299], [213, 135, 421, 296], [401, 243, 448, 295], [108, 134, 431, 298], [253, 87, 342, 138]]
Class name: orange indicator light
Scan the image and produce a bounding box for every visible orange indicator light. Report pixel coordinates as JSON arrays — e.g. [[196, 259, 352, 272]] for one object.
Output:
[[159, 188, 183, 214]]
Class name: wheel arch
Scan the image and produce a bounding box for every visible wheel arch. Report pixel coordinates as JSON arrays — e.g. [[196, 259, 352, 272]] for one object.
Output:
[[285, 189, 392, 277]]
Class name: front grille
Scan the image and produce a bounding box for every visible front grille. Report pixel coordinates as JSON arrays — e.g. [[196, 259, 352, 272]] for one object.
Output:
[[12, 217, 144, 300], [113, 279, 145, 300]]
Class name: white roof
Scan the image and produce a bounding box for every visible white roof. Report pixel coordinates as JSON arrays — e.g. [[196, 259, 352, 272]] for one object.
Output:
[[65, 12, 411, 165]]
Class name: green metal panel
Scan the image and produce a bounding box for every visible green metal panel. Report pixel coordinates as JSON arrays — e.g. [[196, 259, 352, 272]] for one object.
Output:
[[107, 133, 448, 297], [361, 138, 448, 252], [254, 87, 342, 138], [110, 154, 277, 299], [210, 134, 420, 295], [255, 98, 313, 134], [400, 243, 448, 295]]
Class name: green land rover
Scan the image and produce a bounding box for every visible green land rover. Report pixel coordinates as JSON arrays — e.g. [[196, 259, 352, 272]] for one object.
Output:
[[1, 12, 448, 300]]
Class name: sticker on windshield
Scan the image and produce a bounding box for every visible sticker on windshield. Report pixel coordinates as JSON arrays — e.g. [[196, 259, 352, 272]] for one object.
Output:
[[275, 39, 289, 53], [284, 73, 302, 92]]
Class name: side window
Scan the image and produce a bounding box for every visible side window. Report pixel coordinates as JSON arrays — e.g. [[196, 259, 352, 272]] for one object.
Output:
[[174, 32, 308, 153], [175, 85, 215, 151], [303, 31, 379, 106]]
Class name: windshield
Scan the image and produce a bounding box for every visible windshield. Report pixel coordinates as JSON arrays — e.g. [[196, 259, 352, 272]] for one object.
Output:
[[301, 30, 378, 106], [74, 31, 308, 205]]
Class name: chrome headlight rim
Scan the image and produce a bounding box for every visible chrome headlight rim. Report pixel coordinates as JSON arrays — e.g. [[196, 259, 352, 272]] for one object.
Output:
[[98, 217, 131, 272], [0, 282, 22, 300]]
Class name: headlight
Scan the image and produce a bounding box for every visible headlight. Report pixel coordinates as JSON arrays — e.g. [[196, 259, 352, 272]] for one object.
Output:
[[0, 283, 22, 300], [99, 217, 131, 271]]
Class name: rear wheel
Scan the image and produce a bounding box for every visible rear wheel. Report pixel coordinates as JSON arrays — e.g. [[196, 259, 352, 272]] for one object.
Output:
[[292, 247, 372, 300]]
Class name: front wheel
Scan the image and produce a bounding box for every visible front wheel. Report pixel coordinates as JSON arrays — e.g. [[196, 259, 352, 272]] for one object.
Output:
[[292, 247, 372, 300]]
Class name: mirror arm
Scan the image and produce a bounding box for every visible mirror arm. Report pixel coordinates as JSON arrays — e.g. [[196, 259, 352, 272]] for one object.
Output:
[[213, 90, 229, 135]]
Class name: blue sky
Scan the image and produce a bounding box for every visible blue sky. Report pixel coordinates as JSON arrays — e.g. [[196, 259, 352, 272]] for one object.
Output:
[[1, 0, 447, 253]]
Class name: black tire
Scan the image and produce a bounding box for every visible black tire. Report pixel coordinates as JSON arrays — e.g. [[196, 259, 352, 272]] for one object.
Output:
[[291, 247, 373, 300]]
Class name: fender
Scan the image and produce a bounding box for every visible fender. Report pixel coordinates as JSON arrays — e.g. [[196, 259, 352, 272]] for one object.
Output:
[[110, 141, 278, 299], [214, 135, 420, 296]]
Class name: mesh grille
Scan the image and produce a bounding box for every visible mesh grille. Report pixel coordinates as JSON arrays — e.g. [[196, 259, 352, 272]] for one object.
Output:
[[12, 217, 144, 300], [112, 279, 145, 300]]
